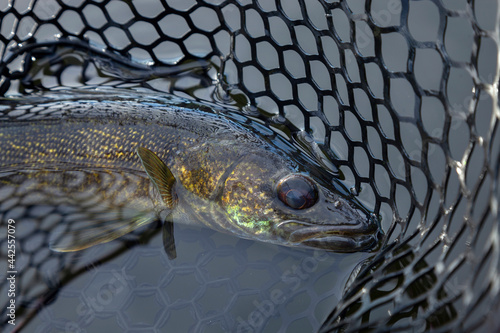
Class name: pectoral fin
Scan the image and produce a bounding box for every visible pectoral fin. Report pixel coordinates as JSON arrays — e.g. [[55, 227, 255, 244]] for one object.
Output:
[[163, 219, 177, 259], [137, 147, 177, 208]]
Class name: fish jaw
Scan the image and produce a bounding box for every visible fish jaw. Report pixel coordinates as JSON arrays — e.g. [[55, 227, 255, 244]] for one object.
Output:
[[275, 214, 381, 252]]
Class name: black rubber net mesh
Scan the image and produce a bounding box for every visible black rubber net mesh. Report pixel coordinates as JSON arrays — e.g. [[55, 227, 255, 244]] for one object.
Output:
[[0, 0, 499, 332]]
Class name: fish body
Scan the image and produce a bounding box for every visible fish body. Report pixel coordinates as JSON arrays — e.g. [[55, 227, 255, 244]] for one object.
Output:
[[0, 98, 380, 254]]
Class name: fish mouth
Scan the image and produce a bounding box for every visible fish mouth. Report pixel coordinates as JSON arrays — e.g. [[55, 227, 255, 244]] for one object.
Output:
[[276, 215, 381, 252]]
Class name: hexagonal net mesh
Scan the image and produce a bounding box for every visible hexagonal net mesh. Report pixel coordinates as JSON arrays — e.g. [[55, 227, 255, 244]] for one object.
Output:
[[0, 0, 499, 332]]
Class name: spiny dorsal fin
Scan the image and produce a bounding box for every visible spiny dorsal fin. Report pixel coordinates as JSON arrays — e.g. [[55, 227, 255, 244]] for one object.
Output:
[[137, 147, 177, 208]]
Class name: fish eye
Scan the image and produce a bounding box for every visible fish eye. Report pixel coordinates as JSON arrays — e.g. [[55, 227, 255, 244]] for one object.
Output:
[[277, 175, 319, 210]]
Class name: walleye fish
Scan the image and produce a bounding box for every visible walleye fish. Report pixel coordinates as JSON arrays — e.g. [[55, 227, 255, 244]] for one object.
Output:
[[0, 96, 380, 258]]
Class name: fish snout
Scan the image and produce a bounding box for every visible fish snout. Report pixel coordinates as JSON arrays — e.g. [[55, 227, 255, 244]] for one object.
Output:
[[276, 213, 381, 252]]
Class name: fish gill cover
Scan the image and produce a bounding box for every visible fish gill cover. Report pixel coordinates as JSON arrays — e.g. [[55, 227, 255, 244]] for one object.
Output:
[[0, 0, 498, 332]]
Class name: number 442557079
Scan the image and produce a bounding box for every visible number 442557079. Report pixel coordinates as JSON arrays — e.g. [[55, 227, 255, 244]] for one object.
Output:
[[7, 219, 15, 268]]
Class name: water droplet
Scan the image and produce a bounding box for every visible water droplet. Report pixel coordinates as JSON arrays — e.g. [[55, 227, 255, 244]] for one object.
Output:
[[242, 104, 259, 115], [272, 115, 286, 124], [214, 85, 232, 104], [350, 186, 358, 196], [298, 130, 314, 143]]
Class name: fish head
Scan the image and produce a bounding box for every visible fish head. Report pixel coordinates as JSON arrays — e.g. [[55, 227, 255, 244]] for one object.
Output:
[[220, 150, 381, 252]]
